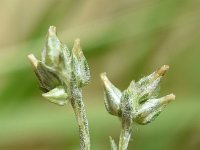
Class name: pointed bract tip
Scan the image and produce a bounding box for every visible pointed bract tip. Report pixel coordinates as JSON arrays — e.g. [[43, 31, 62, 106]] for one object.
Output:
[[166, 93, 176, 101], [28, 54, 38, 68], [74, 38, 81, 47], [156, 65, 169, 76], [161, 93, 176, 103], [48, 26, 57, 36], [100, 72, 107, 81], [72, 38, 82, 55], [75, 38, 80, 44]]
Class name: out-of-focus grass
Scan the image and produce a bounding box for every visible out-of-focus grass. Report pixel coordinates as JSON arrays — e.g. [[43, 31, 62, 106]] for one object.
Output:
[[0, 0, 200, 149], [0, 98, 200, 150]]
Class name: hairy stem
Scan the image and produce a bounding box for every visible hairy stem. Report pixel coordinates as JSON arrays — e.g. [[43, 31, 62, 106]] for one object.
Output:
[[118, 121, 132, 150], [70, 90, 90, 150]]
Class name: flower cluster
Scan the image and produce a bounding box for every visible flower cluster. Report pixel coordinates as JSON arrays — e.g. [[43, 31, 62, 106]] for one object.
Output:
[[28, 26, 90, 106], [101, 65, 175, 125]]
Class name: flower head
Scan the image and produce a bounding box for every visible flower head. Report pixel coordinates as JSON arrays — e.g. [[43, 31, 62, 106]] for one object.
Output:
[[101, 65, 175, 125], [28, 26, 90, 106]]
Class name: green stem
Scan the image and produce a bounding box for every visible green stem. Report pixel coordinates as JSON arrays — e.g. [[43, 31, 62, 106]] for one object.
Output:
[[70, 91, 90, 150], [118, 121, 132, 150]]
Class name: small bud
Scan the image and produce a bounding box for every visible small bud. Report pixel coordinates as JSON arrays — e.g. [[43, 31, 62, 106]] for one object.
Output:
[[136, 65, 169, 103], [137, 78, 160, 103], [134, 94, 175, 124], [72, 39, 90, 87], [100, 73, 122, 116], [42, 26, 71, 71], [42, 86, 68, 106], [42, 26, 61, 66], [122, 81, 139, 113], [28, 54, 61, 93]]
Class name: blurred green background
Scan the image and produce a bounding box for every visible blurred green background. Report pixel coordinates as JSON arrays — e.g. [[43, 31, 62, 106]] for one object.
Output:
[[0, 0, 200, 150]]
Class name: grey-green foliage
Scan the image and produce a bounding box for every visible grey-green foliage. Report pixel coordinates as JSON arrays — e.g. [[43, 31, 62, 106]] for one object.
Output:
[[28, 26, 90, 106], [101, 65, 175, 149]]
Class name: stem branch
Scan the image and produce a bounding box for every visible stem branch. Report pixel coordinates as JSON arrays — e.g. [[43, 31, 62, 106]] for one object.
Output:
[[119, 120, 132, 150], [70, 91, 90, 150]]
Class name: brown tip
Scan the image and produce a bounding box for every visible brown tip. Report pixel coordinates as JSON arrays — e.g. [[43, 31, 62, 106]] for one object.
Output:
[[156, 65, 169, 76]]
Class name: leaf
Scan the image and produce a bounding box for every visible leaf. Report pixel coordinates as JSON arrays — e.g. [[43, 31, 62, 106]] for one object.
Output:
[[109, 136, 117, 150], [42, 86, 68, 106]]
